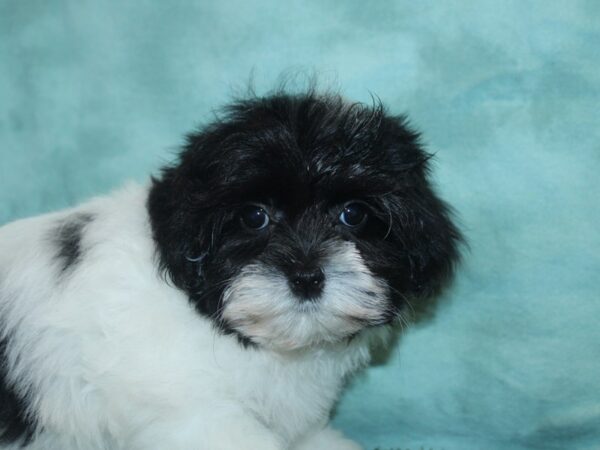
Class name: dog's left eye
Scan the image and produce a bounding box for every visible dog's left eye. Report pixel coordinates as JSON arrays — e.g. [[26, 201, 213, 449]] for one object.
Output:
[[240, 205, 270, 230], [339, 202, 368, 227]]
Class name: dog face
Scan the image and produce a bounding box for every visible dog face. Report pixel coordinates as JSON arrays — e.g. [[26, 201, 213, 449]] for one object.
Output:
[[148, 92, 460, 350]]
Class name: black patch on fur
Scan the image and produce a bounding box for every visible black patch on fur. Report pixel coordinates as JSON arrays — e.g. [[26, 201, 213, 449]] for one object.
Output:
[[52, 213, 94, 273], [0, 337, 36, 446], [147, 89, 462, 345]]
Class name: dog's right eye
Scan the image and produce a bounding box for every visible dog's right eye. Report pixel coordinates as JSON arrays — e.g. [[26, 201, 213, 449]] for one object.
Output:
[[240, 205, 270, 230], [339, 202, 368, 228]]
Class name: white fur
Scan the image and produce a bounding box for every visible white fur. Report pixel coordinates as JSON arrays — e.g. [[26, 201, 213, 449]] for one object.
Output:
[[223, 242, 389, 350], [0, 184, 372, 449]]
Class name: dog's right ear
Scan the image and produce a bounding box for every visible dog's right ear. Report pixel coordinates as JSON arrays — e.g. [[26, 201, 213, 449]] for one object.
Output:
[[147, 160, 213, 293], [147, 104, 260, 295]]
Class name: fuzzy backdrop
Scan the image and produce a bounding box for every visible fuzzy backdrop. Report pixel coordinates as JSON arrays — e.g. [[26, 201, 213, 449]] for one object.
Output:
[[1, 1, 599, 449]]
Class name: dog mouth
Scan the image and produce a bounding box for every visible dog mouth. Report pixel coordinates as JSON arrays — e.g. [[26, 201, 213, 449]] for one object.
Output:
[[220, 243, 391, 350]]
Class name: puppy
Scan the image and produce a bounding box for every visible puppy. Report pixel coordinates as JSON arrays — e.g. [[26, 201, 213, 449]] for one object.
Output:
[[0, 90, 460, 449]]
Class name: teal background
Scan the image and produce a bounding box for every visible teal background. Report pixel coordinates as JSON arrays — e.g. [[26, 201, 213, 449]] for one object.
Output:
[[1, 1, 599, 449]]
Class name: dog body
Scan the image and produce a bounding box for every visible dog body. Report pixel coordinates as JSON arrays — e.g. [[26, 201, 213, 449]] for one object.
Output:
[[0, 92, 460, 449], [0, 185, 367, 449]]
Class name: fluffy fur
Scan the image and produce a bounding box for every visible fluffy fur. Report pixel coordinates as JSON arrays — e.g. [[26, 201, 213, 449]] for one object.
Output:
[[0, 90, 460, 449]]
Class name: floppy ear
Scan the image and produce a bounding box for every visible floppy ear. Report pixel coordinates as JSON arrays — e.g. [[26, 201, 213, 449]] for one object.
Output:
[[380, 116, 463, 298], [400, 180, 462, 297], [147, 160, 214, 294]]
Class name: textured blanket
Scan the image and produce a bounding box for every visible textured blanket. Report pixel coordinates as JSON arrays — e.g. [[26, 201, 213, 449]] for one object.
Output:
[[1, 1, 599, 449]]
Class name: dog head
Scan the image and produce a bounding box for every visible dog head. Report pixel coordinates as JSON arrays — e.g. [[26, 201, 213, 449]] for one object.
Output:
[[148, 91, 461, 350]]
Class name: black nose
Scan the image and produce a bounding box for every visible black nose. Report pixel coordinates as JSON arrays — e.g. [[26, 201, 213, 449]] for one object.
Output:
[[289, 267, 325, 300]]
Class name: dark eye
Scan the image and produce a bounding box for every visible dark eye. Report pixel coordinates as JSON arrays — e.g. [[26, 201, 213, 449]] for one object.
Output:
[[339, 202, 368, 227], [240, 205, 270, 230]]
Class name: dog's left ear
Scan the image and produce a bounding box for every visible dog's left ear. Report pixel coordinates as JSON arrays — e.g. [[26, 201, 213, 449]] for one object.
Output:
[[381, 116, 463, 298], [401, 180, 462, 298]]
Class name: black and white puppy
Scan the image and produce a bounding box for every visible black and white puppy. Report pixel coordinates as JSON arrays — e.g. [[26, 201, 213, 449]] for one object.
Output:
[[0, 91, 460, 450]]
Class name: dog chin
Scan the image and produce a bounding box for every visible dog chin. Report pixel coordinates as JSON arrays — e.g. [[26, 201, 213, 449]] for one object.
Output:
[[222, 241, 390, 351]]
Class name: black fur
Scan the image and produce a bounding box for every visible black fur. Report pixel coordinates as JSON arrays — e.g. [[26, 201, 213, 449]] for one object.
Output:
[[147, 90, 461, 343], [0, 337, 35, 446], [52, 213, 94, 273]]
